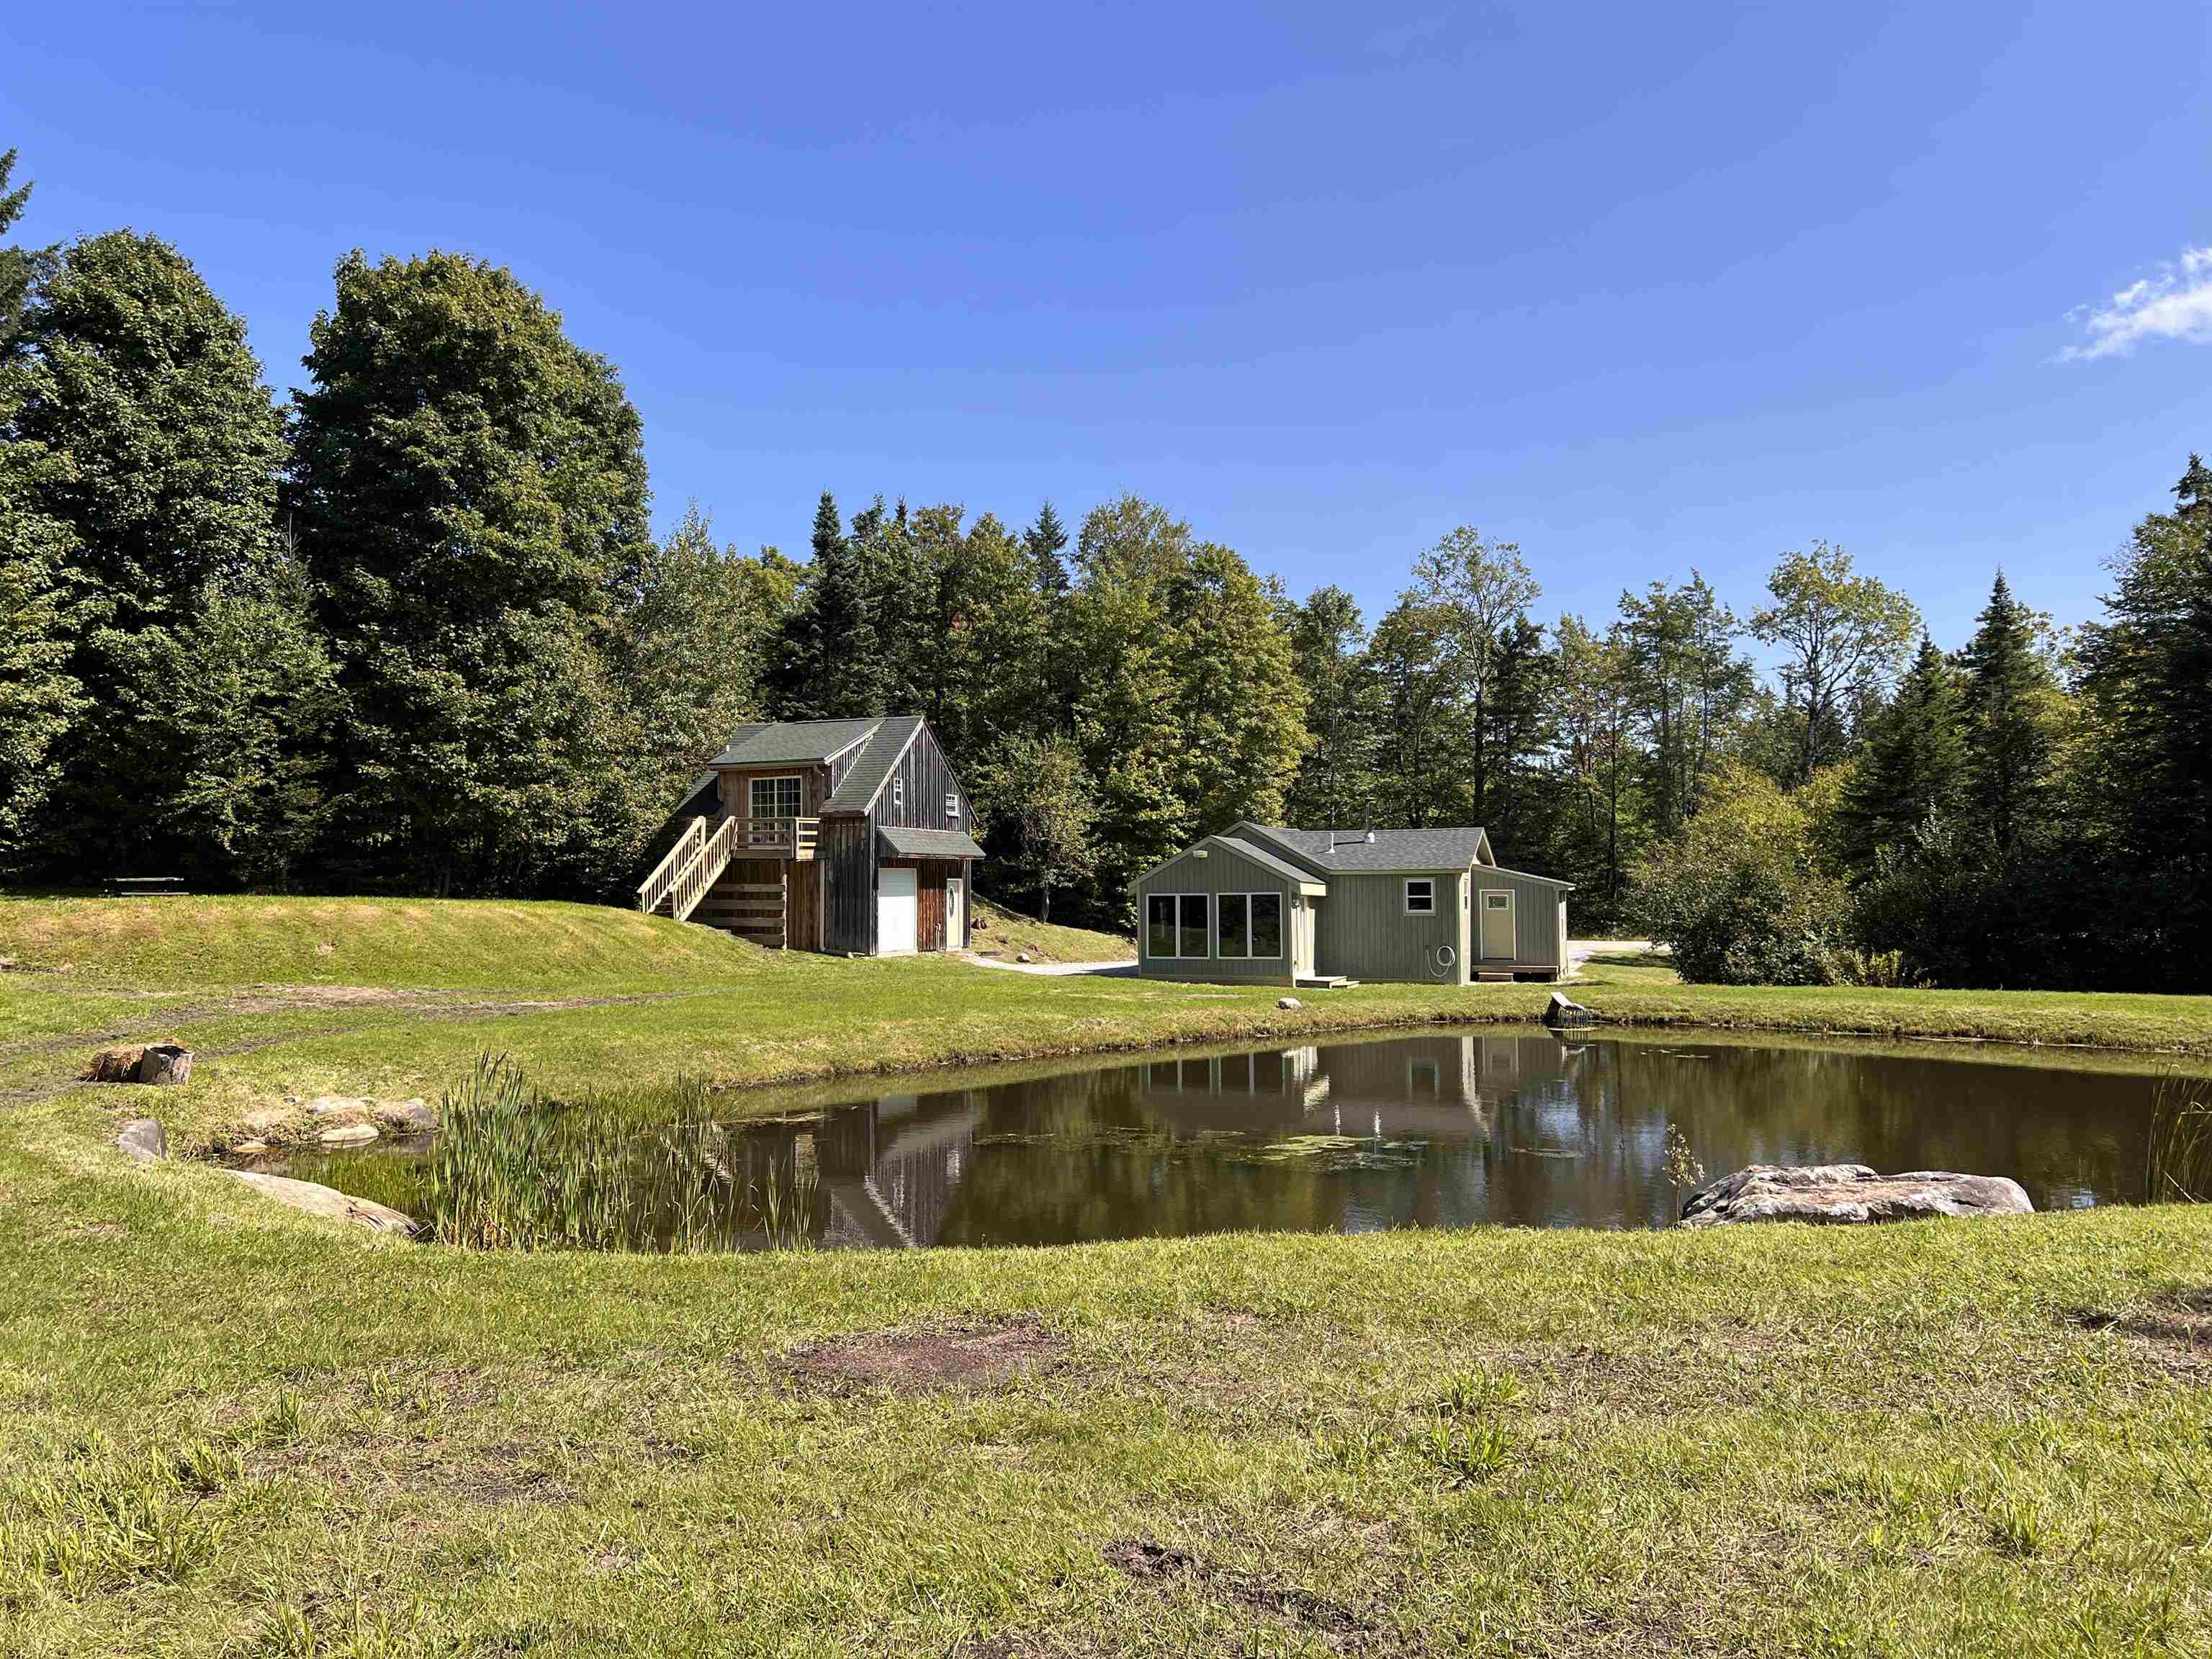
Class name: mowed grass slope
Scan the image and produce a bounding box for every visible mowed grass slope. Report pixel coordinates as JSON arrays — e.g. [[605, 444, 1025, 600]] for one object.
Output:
[[6, 896, 2212, 1154], [4, 894, 2212, 1653]]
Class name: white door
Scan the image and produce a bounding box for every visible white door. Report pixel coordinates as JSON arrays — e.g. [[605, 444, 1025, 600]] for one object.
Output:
[[878, 866, 918, 956], [945, 878, 965, 951], [1479, 889, 1515, 959]]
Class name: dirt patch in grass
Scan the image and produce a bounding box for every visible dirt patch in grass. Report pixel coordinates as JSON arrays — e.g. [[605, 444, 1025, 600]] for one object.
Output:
[[2065, 1288, 2212, 1375], [778, 1317, 1069, 1395], [444, 1439, 576, 1507], [1103, 1537, 1376, 1642]]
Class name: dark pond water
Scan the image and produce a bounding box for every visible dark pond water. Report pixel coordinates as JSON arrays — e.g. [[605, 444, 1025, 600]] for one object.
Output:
[[254, 1028, 2178, 1249]]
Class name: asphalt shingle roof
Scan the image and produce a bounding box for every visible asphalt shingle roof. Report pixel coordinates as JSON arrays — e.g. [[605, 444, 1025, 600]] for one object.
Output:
[[824, 714, 925, 812], [1211, 835, 1330, 889], [877, 825, 986, 860], [1238, 824, 1496, 875], [706, 718, 886, 769]]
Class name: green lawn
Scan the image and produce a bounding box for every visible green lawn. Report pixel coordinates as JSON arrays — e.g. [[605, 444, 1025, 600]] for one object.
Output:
[[4, 896, 2212, 1655]]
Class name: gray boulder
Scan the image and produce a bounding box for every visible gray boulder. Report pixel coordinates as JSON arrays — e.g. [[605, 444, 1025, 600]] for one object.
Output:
[[1681, 1163, 2033, 1228], [376, 1097, 439, 1133], [115, 1119, 167, 1162], [226, 1169, 418, 1236], [135, 1043, 193, 1086]]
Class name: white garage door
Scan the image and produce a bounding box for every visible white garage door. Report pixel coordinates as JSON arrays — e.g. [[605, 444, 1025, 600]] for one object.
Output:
[[877, 866, 918, 956]]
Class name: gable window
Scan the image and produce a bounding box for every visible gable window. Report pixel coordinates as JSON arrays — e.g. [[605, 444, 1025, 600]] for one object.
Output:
[[1404, 878, 1435, 914], [1145, 893, 1210, 958], [946, 792, 961, 822], [1216, 892, 1282, 959], [892, 774, 904, 811], [749, 775, 803, 819]]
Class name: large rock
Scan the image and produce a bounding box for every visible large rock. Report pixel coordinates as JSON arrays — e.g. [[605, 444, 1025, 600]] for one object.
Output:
[[84, 1046, 147, 1083], [376, 1097, 439, 1133], [115, 1119, 167, 1162], [1680, 1163, 2033, 1228], [136, 1043, 193, 1086], [225, 1169, 418, 1236]]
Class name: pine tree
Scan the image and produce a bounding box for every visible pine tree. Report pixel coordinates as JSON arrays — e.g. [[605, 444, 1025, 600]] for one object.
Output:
[[1281, 585, 1382, 831], [1838, 631, 1966, 869], [0, 148, 53, 357], [1024, 501, 1070, 596], [1957, 571, 2057, 854]]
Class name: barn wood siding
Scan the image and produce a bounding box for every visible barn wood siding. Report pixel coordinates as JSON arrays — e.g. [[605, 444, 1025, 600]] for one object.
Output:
[[713, 762, 835, 816], [873, 726, 972, 832], [1313, 871, 1468, 984], [1132, 844, 1303, 984], [818, 817, 874, 953], [788, 860, 822, 952], [1469, 868, 1566, 970]]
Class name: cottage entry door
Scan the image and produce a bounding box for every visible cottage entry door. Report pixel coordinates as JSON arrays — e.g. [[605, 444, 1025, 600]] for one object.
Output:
[[945, 877, 965, 951], [1479, 889, 1515, 959]]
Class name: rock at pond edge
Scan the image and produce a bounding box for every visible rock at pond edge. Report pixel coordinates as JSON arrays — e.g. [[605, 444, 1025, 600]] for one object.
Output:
[[1681, 1163, 2033, 1228], [225, 1169, 417, 1236]]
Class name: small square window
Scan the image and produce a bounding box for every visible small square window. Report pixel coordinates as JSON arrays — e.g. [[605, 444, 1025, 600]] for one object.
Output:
[[1404, 879, 1435, 914], [946, 792, 960, 820]]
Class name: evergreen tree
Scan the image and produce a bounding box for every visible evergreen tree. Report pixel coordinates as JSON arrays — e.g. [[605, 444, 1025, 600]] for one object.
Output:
[[1956, 571, 2058, 855], [288, 249, 652, 895], [2079, 454, 2212, 979], [1024, 501, 1070, 596], [1480, 614, 1557, 863], [1618, 574, 1753, 837], [5, 230, 299, 876], [0, 148, 54, 357], [1364, 595, 1460, 827], [0, 153, 80, 866], [1837, 631, 1965, 869], [1549, 615, 1642, 922]]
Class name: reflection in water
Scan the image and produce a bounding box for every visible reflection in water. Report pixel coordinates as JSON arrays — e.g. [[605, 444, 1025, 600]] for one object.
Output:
[[268, 1030, 2169, 1249]]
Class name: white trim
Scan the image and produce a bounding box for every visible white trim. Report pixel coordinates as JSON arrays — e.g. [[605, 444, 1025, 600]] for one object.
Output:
[[747, 773, 804, 818], [1143, 891, 1211, 959], [1215, 891, 1283, 959], [1403, 878, 1436, 915]]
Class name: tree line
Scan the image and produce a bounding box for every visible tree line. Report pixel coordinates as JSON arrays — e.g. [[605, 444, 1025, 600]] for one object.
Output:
[[2, 146, 2206, 989]]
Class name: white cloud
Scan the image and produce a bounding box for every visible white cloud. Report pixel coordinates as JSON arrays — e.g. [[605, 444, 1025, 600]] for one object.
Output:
[[2059, 243, 2212, 360]]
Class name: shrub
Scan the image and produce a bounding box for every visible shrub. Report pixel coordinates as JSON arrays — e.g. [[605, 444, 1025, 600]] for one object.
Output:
[[1629, 764, 1853, 985]]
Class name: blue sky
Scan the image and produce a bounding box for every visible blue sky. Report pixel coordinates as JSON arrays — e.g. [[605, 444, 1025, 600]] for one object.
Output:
[[6, 2, 2210, 647]]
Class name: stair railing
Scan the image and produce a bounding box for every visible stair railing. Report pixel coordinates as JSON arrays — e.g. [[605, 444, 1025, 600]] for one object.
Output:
[[637, 817, 708, 915], [665, 814, 740, 924]]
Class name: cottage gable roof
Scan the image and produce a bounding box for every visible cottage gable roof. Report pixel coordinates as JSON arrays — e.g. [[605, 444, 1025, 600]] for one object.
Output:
[[707, 717, 886, 769], [1237, 823, 1496, 875]]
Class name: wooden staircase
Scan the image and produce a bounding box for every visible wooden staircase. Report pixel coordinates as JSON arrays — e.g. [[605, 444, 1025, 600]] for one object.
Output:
[[636, 815, 739, 925]]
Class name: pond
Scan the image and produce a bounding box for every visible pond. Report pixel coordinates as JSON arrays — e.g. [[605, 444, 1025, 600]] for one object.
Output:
[[246, 1028, 2181, 1250]]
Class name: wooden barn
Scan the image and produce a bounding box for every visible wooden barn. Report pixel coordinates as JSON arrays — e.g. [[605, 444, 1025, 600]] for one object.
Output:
[[638, 716, 984, 956]]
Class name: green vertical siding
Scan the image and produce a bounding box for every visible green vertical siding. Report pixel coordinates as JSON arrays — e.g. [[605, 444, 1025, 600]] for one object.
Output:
[[1313, 871, 1468, 984], [1468, 866, 1567, 969], [1133, 844, 1305, 984]]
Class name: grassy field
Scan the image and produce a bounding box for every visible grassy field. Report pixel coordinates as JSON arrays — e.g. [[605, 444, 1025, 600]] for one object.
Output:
[[4, 896, 2212, 1654]]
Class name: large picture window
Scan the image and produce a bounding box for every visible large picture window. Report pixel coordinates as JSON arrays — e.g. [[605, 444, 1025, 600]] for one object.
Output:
[[749, 775, 803, 818], [1216, 892, 1282, 958], [1146, 893, 1210, 958]]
